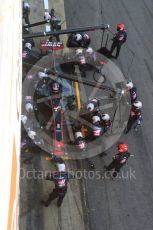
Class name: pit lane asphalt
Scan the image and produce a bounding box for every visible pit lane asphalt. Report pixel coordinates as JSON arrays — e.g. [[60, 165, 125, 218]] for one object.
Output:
[[64, 0, 153, 230], [20, 1, 86, 230]]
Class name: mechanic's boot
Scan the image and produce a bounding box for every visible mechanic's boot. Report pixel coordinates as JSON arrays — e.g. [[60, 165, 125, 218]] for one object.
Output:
[[89, 163, 95, 170], [112, 171, 117, 178], [41, 200, 49, 207], [124, 129, 129, 134], [104, 165, 108, 170], [99, 152, 107, 157], [57, 199, 63, 207]]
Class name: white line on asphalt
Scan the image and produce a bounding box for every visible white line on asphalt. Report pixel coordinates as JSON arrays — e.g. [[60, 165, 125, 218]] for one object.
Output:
[[43, 0, 51, 32], [44, 0, 49, 10]]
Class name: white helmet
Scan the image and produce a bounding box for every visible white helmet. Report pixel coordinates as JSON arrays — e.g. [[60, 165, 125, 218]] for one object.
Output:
[[101, 114, 110, 121], [75, 33, 82, 41], [21, 115, 27, 124], [92, 115, 100, 124], [25, 102, 33, 112], [24, 2, 30, 9], [93, 126, 102, 136], [37, 72, 48, 79], [87, 103, 94, 112], [44, 12, 51, 22], [133, 101, 142, 109], [86, 47, 93, 54], [83, 34, 89, 40], [126, 81, 133, 89], [56, 163, 66, 172], [75, 131, 83, 139], [76, 49, 83, 55], [28, 130, 36, 140], [25, 42, 32, 50], [52, 82, 60, 93]]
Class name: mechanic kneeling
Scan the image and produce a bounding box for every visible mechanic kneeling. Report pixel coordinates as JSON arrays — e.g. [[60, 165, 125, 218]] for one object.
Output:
[[50, 81, 62, 95], [100, 113, 111, 133], [72, 121, 87, 151], [92, 115, 103, 137], [67, 33, 91, 48], [86, 98, 100, 114]]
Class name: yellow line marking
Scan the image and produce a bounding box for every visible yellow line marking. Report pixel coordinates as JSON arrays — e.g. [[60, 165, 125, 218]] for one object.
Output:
[[75, 80, 88, 136], [45, 156, 70, 161], [75, 82, 81, 111]]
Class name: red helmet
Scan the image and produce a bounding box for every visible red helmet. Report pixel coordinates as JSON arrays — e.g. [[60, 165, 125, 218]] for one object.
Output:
[[118, 143, 128, 153], [117, 23, 125, 31]]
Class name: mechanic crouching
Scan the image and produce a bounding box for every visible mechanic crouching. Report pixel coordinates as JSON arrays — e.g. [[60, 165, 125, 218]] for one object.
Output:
[[72, 121, 87, 151], [86, 98, 100, 113], [75, 49, 87, 78], [91, 112, 111, 137], [50, 81, 62, 95], [92, 115, 103, 137], [75, 48, 101, 77], [100, 113, 111, 133], [22, 42, 41, 68], [85, 47, 101, 72], [74, 131, 87, 151], [67, 33, 91, 48]]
